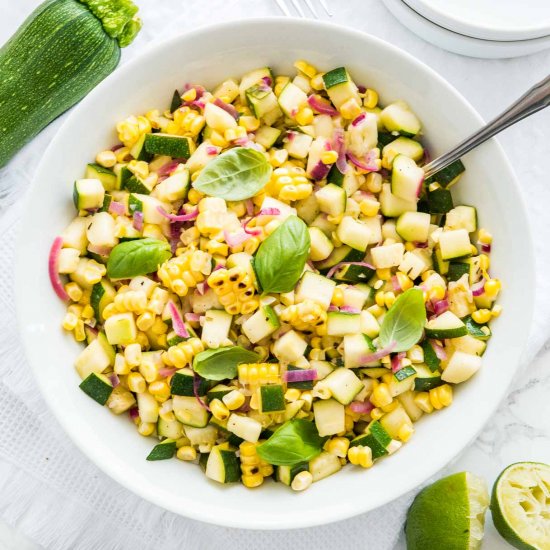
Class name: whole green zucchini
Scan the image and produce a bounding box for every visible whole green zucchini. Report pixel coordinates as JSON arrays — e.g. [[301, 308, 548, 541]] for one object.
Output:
[[0, 0, 142, 168]]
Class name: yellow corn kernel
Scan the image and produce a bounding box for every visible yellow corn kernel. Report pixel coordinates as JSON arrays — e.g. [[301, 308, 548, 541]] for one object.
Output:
[[242, 473, 263, 488], [326, 437, 350, 458], [124, 343, 142, 367], [429, 384, 453, 410], [300, 391, 313, 412], [128, 372, 146, 393], [95, 150, 117, 168], [340, 98, 362, 119], [291, 470, 313, 491], [116, 115, 151, 148], [472, 309, 492, 324], [294, 59, 317, 78], [80, 305, 93, 320], [347, 445, 373, 468], [177, 445, 197, 461], [376, 268, 392, 281], [187, 188, 204, 205], [210, 398, 230, 421], [284, 388, 302, 402], [375, 291, 386, 308], [478, 228, 492, 244], [64, 282, 83, 302], [428, 285, 446, 301], [115, 147, 131, 163], [384, 291, 396, 308], [243, 237, 261, 255], [370, 407, 384, 421], [137, 422, 155, 437], [330, 287, 344, 307], [371, 383, 393, 408], [181, 88, 197, 102], [479, 254, 490, 271], [363, 89, 379, 109], [484, 279, 501, 299], [114, 353, 131, 375], [73, 320, 86, 342], [398, 423, 415, 442], [365, 172, 382, 193], [359, 197, 380, 217], [320, 150, 338, 165], [491, 304, 502, 318], [260, 464, 274, 477], [136, 311, 155, 332], [395, 273, 413, 292], [293, 106, 313, 125], [62, 312, 79, 331], [149, 380, 170, 400], [239, 115, 260, 132], [222, 390, 245, 410], [239, 441, 259, 458], [310, 73, 325, 90], [414, 392, 433, 413], [238, 363, 279, 387]]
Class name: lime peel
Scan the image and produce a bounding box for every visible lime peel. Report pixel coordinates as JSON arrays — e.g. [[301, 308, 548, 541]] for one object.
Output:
[[406, 471, 489, 550]]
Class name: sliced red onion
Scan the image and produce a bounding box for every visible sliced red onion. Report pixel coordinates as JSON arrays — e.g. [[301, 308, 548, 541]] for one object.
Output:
[[185, 312, 201, 322], [83, 318, 97, 329], [206, 145, 220, 156], [286, 130, 296, 142], [168, 301, 189, 338], [431, 340, 447, 360], [272, 325, 291, 339], [108, 201, 126, 216], [391, 275, 401, 293], [157, 206, 199, 222], [128, 407, 139, 420], [414, 241, 428, 248], [349, 400, 374, 414], [328, 305, 339, 312], [193, 373, 210, 411], [87, 243, 112, 256], [213, 97, 239, 120], [357, 85, 367, 94], [307, 94, 339, 116], [109, 374, 120, 388], [340, 306, 360, 313], [159, 367, 177, 378], [351, 113, 366, 127], [471, 279, 486, 297], [259, 207, 281, 216], [233, 136, 249, 146], [310, 160, 331, 181], [433, 298, 450, 315], [242, 217, 262, 236], [391, 352, 406, 373], [245, 199, 254, 216], [132, 211, 143, 231], [332, 127, 348, 174], [224, 229, 251, 247], [480, 243, 491, 253], [262, 75, 273, 87], [157, 159, 184, 177], [325, 261, 374, 280], [195, 281, 209, 296], [48, 237, 69, 301], [111, 143, 124, 152], [347, 151, 380, 172], [360, 341, 397, 364], [284, 369, 318, 383]]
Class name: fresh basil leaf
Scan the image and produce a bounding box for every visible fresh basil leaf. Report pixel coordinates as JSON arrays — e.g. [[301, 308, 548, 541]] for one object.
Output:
[[257, 419, 324, 466], [193, 346, 260, 381], [192, 147, 272, 201], [254, 216, 310, 294], [106, 238, 171, 279], [379, 288, 426, 352]]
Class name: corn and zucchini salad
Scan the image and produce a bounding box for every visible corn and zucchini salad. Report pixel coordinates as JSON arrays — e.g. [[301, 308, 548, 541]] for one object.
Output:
[[49, 61, 502, 491]]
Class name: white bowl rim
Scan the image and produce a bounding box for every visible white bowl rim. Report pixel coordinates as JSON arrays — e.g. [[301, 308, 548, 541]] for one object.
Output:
[[15, 16, 534, 530]]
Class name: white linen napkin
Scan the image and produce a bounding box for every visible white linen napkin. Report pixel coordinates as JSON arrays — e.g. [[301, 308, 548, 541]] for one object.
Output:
[[1, 1, 550, 549]]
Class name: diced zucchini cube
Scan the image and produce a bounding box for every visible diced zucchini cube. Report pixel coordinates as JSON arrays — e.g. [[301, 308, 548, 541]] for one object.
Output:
[[79, 372, 113, 405], [313, 398, 345, 436]]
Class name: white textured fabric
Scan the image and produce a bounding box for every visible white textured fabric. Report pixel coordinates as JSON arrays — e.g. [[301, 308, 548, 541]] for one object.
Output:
[[0, 1, 550, 549]]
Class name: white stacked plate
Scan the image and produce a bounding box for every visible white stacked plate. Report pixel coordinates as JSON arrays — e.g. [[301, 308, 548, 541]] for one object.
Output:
[[382, 0, 550, 58]]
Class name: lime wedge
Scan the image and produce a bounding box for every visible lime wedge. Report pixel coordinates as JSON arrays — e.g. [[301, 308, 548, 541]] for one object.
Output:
[[491, 462, 550, 550], [406, 472, 489, 550]]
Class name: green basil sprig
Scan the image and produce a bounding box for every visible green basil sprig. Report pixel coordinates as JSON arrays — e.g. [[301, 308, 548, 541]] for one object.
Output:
[[254, 216, 310, 294], [257, 419, 324, 466], [192, 147, 272, 201], [379, 288, 426, 352], [106, 238, 171, 279], [193, 346, 260, 381]]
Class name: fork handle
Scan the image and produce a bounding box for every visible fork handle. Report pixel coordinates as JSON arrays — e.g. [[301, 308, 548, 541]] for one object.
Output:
[[423, 74, 550, 178]]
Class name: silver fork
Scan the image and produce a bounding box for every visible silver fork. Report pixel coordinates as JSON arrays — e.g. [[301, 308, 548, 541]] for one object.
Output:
[[275, 0, 332, 18]]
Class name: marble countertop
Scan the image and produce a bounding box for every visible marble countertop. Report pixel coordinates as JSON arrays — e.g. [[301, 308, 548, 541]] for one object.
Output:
[[1, 1, 550, 548]]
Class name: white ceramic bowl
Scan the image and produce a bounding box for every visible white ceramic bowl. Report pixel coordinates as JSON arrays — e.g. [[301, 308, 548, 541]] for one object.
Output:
[[15, 18, 534, 530]]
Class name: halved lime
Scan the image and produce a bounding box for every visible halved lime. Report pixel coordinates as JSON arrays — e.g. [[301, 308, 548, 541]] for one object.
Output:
[[491, 462, 550, 550], [406, 472, 489, 550]]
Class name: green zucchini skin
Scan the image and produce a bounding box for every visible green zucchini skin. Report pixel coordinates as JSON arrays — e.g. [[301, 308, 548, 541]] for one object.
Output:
[[0, 0, 121, 168]]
